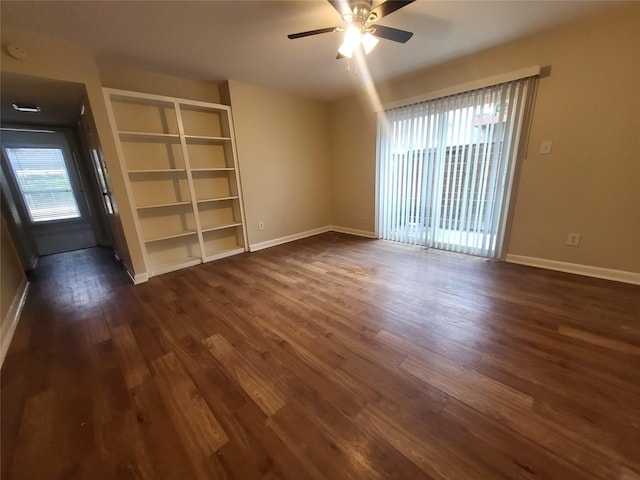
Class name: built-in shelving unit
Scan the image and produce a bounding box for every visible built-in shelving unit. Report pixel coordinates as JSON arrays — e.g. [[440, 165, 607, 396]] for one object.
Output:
[[103, 88, 248, 279]]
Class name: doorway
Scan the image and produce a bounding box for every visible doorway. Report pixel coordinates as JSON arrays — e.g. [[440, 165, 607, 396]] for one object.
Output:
[[2, 129, 96, 255], [1, 72, 116, 269]]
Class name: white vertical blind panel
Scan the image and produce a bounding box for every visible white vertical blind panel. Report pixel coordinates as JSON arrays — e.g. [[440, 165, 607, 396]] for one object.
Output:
[[377, 77, 535, 258]]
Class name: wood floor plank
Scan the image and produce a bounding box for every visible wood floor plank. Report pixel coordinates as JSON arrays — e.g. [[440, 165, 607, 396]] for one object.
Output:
[[557, 325, 640, 356], [2, 237, 639, 480], [94, 409, 155, 479], [203, 333, 287, 416], [8, 389, 56, 480], [129, 377, 200, 479], [209, 306, 367, 416], [290, 393, 431, 479], [355, 402, 498, 479], [109, 324, 151, 390], [441, 397, 600, 480], [151, 351, 228, 479], [269, 400, 378, 480]]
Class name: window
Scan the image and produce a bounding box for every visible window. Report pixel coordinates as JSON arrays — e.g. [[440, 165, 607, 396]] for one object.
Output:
[[377, 76, 536, 258], [4, 147, 81, 222]]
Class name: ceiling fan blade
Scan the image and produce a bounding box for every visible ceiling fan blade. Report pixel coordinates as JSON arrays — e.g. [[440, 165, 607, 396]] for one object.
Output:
[[369, 0, 415, 21], [288, 27, 340, 39], [371, 25, 413, 43]]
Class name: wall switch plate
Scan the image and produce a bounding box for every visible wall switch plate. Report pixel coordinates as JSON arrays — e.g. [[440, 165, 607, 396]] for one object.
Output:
[[566, 232, 580, 246], [540, 140, 553, 155], [258, 221, 264, 231]]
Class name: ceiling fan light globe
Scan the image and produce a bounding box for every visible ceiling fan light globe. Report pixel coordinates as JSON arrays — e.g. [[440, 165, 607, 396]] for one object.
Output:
[[344, 25, 361, 45], [339, 25, 361, 58], [362, 32, 379, 54], [338, 41, 355, 58]]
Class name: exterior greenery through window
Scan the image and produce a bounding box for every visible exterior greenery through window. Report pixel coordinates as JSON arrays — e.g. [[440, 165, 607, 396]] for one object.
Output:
[[4, 147, 81, 222]]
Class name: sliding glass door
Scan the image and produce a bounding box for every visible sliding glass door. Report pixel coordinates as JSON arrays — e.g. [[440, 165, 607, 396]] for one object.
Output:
[[377, 76, 536, 259]]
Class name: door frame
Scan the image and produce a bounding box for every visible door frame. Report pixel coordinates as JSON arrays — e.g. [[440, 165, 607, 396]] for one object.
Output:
[[1, 127, 97, 255]]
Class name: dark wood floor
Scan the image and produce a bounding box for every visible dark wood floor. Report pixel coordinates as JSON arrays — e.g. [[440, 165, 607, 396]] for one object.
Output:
[[2, 232, 639, 479]]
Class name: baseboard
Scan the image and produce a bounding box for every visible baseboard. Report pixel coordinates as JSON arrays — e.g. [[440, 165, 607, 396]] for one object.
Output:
[[26, 254, 38, 272], [330, 225, 377, 239], [249, 225, 379, 252], [127, 268, 148, 285], [1, 279, 30, 368], [116, 254, 147, 284], [505, 254, 640, 285], [249, 226, 331, 252]]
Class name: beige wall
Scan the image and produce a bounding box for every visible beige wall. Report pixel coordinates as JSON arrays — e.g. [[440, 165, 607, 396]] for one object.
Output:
[[329, 3, 640, 274], [1, 215, 25, 326], [224, 81, 332, 246], [1, 214, 27, 363], [3, 4, 637, 278], [329, 92, 377, 232], [97, 59, 221, 104], [0, 27, 144, 274]]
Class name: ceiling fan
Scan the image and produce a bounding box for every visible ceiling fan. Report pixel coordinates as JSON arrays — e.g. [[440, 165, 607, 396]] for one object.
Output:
[[287, 0, 415, 59]]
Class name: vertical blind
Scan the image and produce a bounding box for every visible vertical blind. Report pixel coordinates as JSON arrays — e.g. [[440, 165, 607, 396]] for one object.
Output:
[[377, 76, 536, 258]]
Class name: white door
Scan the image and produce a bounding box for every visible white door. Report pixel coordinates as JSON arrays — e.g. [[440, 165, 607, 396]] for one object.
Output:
[[1, 129, 97, 255]]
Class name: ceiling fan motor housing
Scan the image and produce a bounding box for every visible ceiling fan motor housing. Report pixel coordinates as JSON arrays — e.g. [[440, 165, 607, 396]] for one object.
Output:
[[344, 1, 377, 26], [287, 0, 415, 52]]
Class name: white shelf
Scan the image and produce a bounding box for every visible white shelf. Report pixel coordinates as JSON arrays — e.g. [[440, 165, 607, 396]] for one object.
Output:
[[149, 256, 202, 277], [144, 230, 198, 243], [197, 196, 239, 204], [201, 222, 242, 233], [136, 201, 192, 210], [129, 169, 186, 174], [119, 131, 180, 141], [190, 168, 235, 172], [104, 87, 248, 282], [204, 247, 245, 263], [184, 135, 231, 143]]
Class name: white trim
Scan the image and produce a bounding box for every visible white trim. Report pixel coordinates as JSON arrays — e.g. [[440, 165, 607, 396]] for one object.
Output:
[[249, 226, 331, 252], [249, 225, 378, 252], [117, 255, 148, 284], [330, 225, 377, 238], [380, 65, 542, 112], [506, 254, 640, 285], [1, 280, 30, 367], [103, 87, 230, 111], [126, 268, 148, 285], [204, 247, 245, 263]]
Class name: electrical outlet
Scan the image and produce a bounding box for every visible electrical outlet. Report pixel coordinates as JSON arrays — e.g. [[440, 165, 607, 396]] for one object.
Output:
[[539, 140, 553, 155], [566, 232, 580, 246], [258, 221, 264, 231]]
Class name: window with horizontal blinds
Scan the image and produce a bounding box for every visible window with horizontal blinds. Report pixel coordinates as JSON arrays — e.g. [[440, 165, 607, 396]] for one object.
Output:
[[4, 147, 82, 222], [377, 76, 536, 258]]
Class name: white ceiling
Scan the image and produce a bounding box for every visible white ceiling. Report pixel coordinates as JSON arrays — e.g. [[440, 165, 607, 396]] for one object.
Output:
[[1, 1, 612, 100]]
